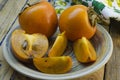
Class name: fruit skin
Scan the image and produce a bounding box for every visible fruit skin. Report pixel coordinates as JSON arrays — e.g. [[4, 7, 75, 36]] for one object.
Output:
[[73, 37, 97, 63], [11, 29, 49, 62], [59, 5, 96, 41], [33, 56, 72, 74], [19, 1, 58, 38], [48, 32, 67, 57]]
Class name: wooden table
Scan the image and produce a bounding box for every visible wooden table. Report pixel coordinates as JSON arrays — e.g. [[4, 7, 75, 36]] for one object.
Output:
[[0, 0, 119, 80]]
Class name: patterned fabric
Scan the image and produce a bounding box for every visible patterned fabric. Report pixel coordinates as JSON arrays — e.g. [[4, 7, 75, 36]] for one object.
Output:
[[51, 0, 120, 21]]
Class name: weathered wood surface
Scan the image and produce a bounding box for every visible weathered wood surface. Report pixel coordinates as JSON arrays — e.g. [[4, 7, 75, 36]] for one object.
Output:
[[0, 0, 119, 80], [0, 0, 28, 45], [104, 23, 120, 80]]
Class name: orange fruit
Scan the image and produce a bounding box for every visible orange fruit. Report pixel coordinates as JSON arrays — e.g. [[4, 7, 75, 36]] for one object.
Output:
[[19, 1, 58, 38], [33, 56, 72, 74], [59, 5, 96, 41], [11, 29, 49, 62], [73, 37, 97, 63], [48, 32, 68, 57]]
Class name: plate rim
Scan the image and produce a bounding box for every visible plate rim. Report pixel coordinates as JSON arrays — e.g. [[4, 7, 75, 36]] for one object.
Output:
[[3, 24, 113, 80]]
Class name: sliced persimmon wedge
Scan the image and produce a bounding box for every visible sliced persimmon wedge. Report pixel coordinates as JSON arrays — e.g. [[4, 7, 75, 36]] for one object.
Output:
[[73, 37, 97, 63], [33, 56, 72, 74], [48, 31, 68, 57], [11, 29, 49, 62]]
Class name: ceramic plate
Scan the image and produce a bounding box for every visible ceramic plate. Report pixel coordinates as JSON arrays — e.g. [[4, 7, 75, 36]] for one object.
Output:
[[3, 24, 113, 80]]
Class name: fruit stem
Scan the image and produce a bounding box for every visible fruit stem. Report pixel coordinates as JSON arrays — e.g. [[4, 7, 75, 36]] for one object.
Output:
[[87, 7, 98, 27]]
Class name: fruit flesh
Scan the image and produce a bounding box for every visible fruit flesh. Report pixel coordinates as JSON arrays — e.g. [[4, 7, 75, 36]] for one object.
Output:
[[73, 37, 97, 63], [11, 29, 49, 62], [48, 32, 67, 57], [33, 56, 72, 74], [11, 30, 29, 62]]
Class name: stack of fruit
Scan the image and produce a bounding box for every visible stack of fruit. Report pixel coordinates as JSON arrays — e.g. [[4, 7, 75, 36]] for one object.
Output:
[[11, 1, 97, 74]]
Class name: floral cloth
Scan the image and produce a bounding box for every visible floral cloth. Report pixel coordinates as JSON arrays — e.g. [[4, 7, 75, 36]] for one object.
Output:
[[50, 0, 120, 21]]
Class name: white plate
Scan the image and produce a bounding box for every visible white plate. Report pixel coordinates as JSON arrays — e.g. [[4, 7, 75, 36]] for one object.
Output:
[[3, 24, 113, 80]]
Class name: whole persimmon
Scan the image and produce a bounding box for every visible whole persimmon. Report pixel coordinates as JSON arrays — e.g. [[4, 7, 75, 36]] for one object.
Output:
[[59, 5, 97, 41], [19, 1, 58, 38]]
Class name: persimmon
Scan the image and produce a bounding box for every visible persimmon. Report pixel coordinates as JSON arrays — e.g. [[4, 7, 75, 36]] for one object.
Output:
[[73, 37, 97, 63], [48, 32, 67, 57], [59, 5, 97, 41], [19, 1, 58, 38], [11, 29, 49, 62], [33, 56, 72, 74]]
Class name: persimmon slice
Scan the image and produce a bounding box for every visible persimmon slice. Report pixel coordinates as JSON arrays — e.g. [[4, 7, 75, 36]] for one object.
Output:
[[11, 29, 49, 62], [48, 32, 67, 57], [73, 37, 97, 63], [33, 56, 72, 74]]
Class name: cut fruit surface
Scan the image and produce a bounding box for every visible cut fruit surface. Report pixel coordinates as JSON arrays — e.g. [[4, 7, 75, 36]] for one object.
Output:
[[11, 29, 49, 62], [73, 37, 97, 63], [33, 56, 72, 74], [48, 32, 67, 57]]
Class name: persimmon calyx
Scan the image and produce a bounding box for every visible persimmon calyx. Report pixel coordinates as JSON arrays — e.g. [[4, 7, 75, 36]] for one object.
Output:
[[87, 7, 98, 27], [88, 7, 110, 26]]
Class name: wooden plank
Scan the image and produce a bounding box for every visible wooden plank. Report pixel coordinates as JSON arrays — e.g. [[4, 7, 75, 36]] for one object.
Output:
[[0, 45, 14, 80], [0, 0, 27, 45], [105, 25, 120, 80], [0, 0, 8, 10], [0, 0, 27, 80]]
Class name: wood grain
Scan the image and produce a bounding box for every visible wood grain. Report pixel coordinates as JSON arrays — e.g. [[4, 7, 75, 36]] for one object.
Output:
[[0, 0, 27, 80], [0, 0, 8, 10], [74, 67, 104, 80], [0, 0, 27, 45], [105, 25, 120, 80]]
